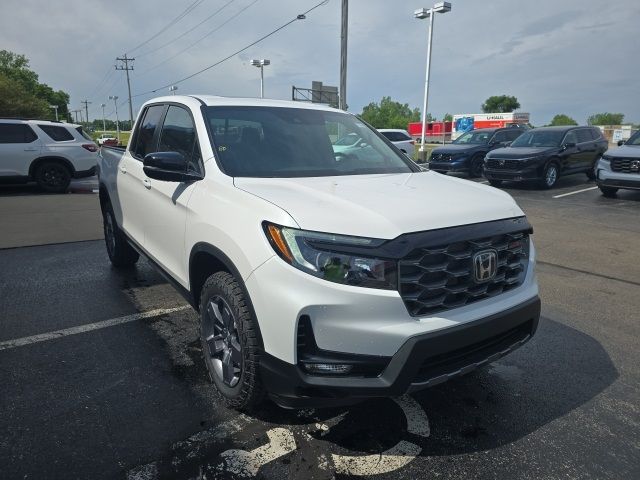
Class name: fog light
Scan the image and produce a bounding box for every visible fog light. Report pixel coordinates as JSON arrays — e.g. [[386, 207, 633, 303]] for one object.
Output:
[[302, 363, 353, 375]]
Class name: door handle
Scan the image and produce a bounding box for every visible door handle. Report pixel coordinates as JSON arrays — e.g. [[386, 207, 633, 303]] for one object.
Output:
[[142, 178, 151, 189], [23, 148, 38, 151], [119, 165, 127, 174]]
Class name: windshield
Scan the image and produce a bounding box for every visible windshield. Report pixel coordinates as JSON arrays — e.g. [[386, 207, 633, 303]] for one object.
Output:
[[204, 106, 416, 177], [511, 130, 564, 148], [453, 130, 492, 145], [626, 130, 640, 146]]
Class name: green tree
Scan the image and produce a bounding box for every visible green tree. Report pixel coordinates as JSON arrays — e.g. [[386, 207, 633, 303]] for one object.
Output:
[[0, 50, 70, 120], [587, 112, 625, 126], [549, 114, 578, 126], [481, 95, 520, 113], [443, 113, 453, 122], [360, 96, 421, 129]]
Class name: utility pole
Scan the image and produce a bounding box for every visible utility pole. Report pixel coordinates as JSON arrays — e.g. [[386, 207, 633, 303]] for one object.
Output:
[[81, 100, 92, 125], [109, 96, 120, 143], [339, 0, 348, 111], [100, 103, 107, 132], [115, 54, 135, 128]]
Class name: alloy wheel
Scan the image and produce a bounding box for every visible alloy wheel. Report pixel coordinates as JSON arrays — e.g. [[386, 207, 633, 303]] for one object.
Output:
[[546, 165, 557, 187], [203, 296, 242, 387]]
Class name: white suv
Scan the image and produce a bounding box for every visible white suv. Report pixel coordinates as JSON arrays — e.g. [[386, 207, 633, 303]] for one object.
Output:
[[0, 119, 98, 192], [378, 129, 416, 157], [98, 96, 540, 410]]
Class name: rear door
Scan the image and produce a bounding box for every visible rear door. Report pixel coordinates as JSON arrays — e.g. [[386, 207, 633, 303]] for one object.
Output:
[[143, 105, 203, 285], [574, 128, 597, 170], [117, 104, 166, 245], [0, 123, 42, 176]]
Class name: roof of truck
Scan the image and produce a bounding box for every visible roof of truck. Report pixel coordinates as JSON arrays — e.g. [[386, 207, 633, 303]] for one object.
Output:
[[145, 95, 341, 112]]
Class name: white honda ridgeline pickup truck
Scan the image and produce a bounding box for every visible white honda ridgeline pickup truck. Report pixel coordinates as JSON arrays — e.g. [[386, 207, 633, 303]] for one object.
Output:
[[97, 96, 540, 410]]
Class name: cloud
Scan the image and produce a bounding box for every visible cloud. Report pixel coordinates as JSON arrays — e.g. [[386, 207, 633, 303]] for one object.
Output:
[[0, 0, 637, 125]]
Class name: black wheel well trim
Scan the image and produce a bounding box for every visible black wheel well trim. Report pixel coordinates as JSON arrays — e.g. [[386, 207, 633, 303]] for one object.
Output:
[[189, 242, 265, 349], [29, 156, 76, 177], [98, 183, 110, 211]]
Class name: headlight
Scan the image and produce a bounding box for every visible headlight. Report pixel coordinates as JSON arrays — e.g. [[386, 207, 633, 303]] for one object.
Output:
[[263, 222, 397, 290]]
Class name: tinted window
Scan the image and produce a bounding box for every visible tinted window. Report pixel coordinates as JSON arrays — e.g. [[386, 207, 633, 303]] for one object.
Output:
[[563, 131, 578, 145], [381, 131, 409, 142], [0, 123, 38, 143], [131, 105, 165, 159], [590, 128, 603, 140], [454, 130, 493, 144], [511, 130, 565, 148], [491, 131, 509, 143], [205, 106, 415, 178], [158, 106, 202, 173], [76, 127, 93, 141], [38, 124, 74, 141], [576, 129, 592, 143], [506, 130, 523, 141]]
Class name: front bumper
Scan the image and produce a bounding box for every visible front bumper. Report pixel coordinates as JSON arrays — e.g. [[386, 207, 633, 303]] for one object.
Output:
[[596, 160, 640, 190], [429, 158, 469, 173], [261, 296, 541, 408], [484, 165, 541, 182]]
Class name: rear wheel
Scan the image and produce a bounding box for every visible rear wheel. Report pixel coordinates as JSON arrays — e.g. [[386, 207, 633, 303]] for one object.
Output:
[[34, 161, 71, 193], [468, 153, 485, 178], [599, 185, 618, 197], [102, 202, 139, 267], [200, 272, 265, 411], [539, 162, 559, 189]]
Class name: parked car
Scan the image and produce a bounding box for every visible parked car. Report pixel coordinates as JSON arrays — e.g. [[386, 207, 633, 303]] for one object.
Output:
[[429, 127, 525, 178], [98, 96, 540, 410], [378, 129, 415, 157], [596, 129, 640, 197], [331, 132, 363, 153], [0, 119, 98, 192], [97, 133, 118, 146], [484, 126, 608, 189]]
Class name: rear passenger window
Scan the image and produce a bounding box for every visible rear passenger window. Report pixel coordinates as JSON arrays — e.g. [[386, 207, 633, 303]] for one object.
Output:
[[0, 123, 38, 143], [38, 125, 74, 141], [158, 106, 202, 173], [590, 128, 603, 140], [131, 105, 165, 159], [576, 129, 592, 143]]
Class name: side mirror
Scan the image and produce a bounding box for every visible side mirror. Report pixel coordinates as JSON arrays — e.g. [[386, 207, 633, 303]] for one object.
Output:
[[617, 140, 625, 146], [143, 152, 202, 182], [563, 142, 576, 150]]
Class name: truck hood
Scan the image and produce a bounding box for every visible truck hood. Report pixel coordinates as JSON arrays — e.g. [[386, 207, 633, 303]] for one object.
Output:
[[234, 172, 524, 239], [487, 146, 555, 159], [606, 144, 640, 157]]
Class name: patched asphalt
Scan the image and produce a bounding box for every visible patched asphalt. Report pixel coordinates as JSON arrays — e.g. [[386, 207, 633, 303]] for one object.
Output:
[[0, 174, 638, 479]]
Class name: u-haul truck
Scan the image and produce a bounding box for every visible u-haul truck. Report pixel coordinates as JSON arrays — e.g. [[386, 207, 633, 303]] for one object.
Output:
[[452, 112, 530, 140]]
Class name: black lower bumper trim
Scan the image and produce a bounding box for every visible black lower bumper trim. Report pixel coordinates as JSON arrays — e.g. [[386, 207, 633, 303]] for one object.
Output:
[[260, 296, 541, 408], [597, 179, 640, 190], [73, 166, 96, 179]]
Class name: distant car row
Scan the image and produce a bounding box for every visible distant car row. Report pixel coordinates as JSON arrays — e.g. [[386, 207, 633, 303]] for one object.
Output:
[[428, 125, 640, 196]]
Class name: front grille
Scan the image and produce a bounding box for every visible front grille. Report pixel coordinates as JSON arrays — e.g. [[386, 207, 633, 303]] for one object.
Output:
[[611, 157, 640, 174], [399, 231, 529, 316], [486, 158, 521, 170], [431, 153, 452, 162]]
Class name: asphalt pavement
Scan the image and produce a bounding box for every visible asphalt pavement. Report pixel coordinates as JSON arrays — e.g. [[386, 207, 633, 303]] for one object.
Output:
[[0, 173, 638, 479]]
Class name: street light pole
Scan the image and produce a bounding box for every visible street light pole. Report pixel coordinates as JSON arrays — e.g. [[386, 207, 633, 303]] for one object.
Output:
[[250, 59, 270, 98], [49, 105, 59, 121], [415, 2, 452, 158], [339, 0, 348, 111], [100, 103, 106, 132], [170, 85, 178, 95], [109, 96, 120, 144]]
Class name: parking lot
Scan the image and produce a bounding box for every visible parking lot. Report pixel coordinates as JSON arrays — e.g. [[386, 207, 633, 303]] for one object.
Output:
[[1, 174, 639, 479]]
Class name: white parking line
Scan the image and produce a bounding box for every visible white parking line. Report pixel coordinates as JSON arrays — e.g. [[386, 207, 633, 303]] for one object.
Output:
[[0, 306, 191, 351], [552, 186, 598, 198]]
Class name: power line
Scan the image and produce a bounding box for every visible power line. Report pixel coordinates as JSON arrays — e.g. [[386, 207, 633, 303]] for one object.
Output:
[[126, 0, 205, 55], [132, 0, 330, 99], [138, 0, 260, 77], [136, 0, 237, 59]]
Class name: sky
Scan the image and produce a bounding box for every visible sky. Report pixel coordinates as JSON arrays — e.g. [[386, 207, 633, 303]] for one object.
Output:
[[1, 0, 638, 126]]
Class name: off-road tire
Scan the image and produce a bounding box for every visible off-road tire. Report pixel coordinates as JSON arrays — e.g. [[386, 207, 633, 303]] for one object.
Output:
[[199, 272, 266, 411]]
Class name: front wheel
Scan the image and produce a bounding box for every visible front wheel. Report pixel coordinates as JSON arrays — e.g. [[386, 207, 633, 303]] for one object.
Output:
[[468, 154, 485, 178], [34, 161, 71, 193], [599, 185, 618, 198], [539, 162, 559, 189], [199, 272, 265, 411], [488, 179, 503, 187], [586, 162, 597, 180]]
